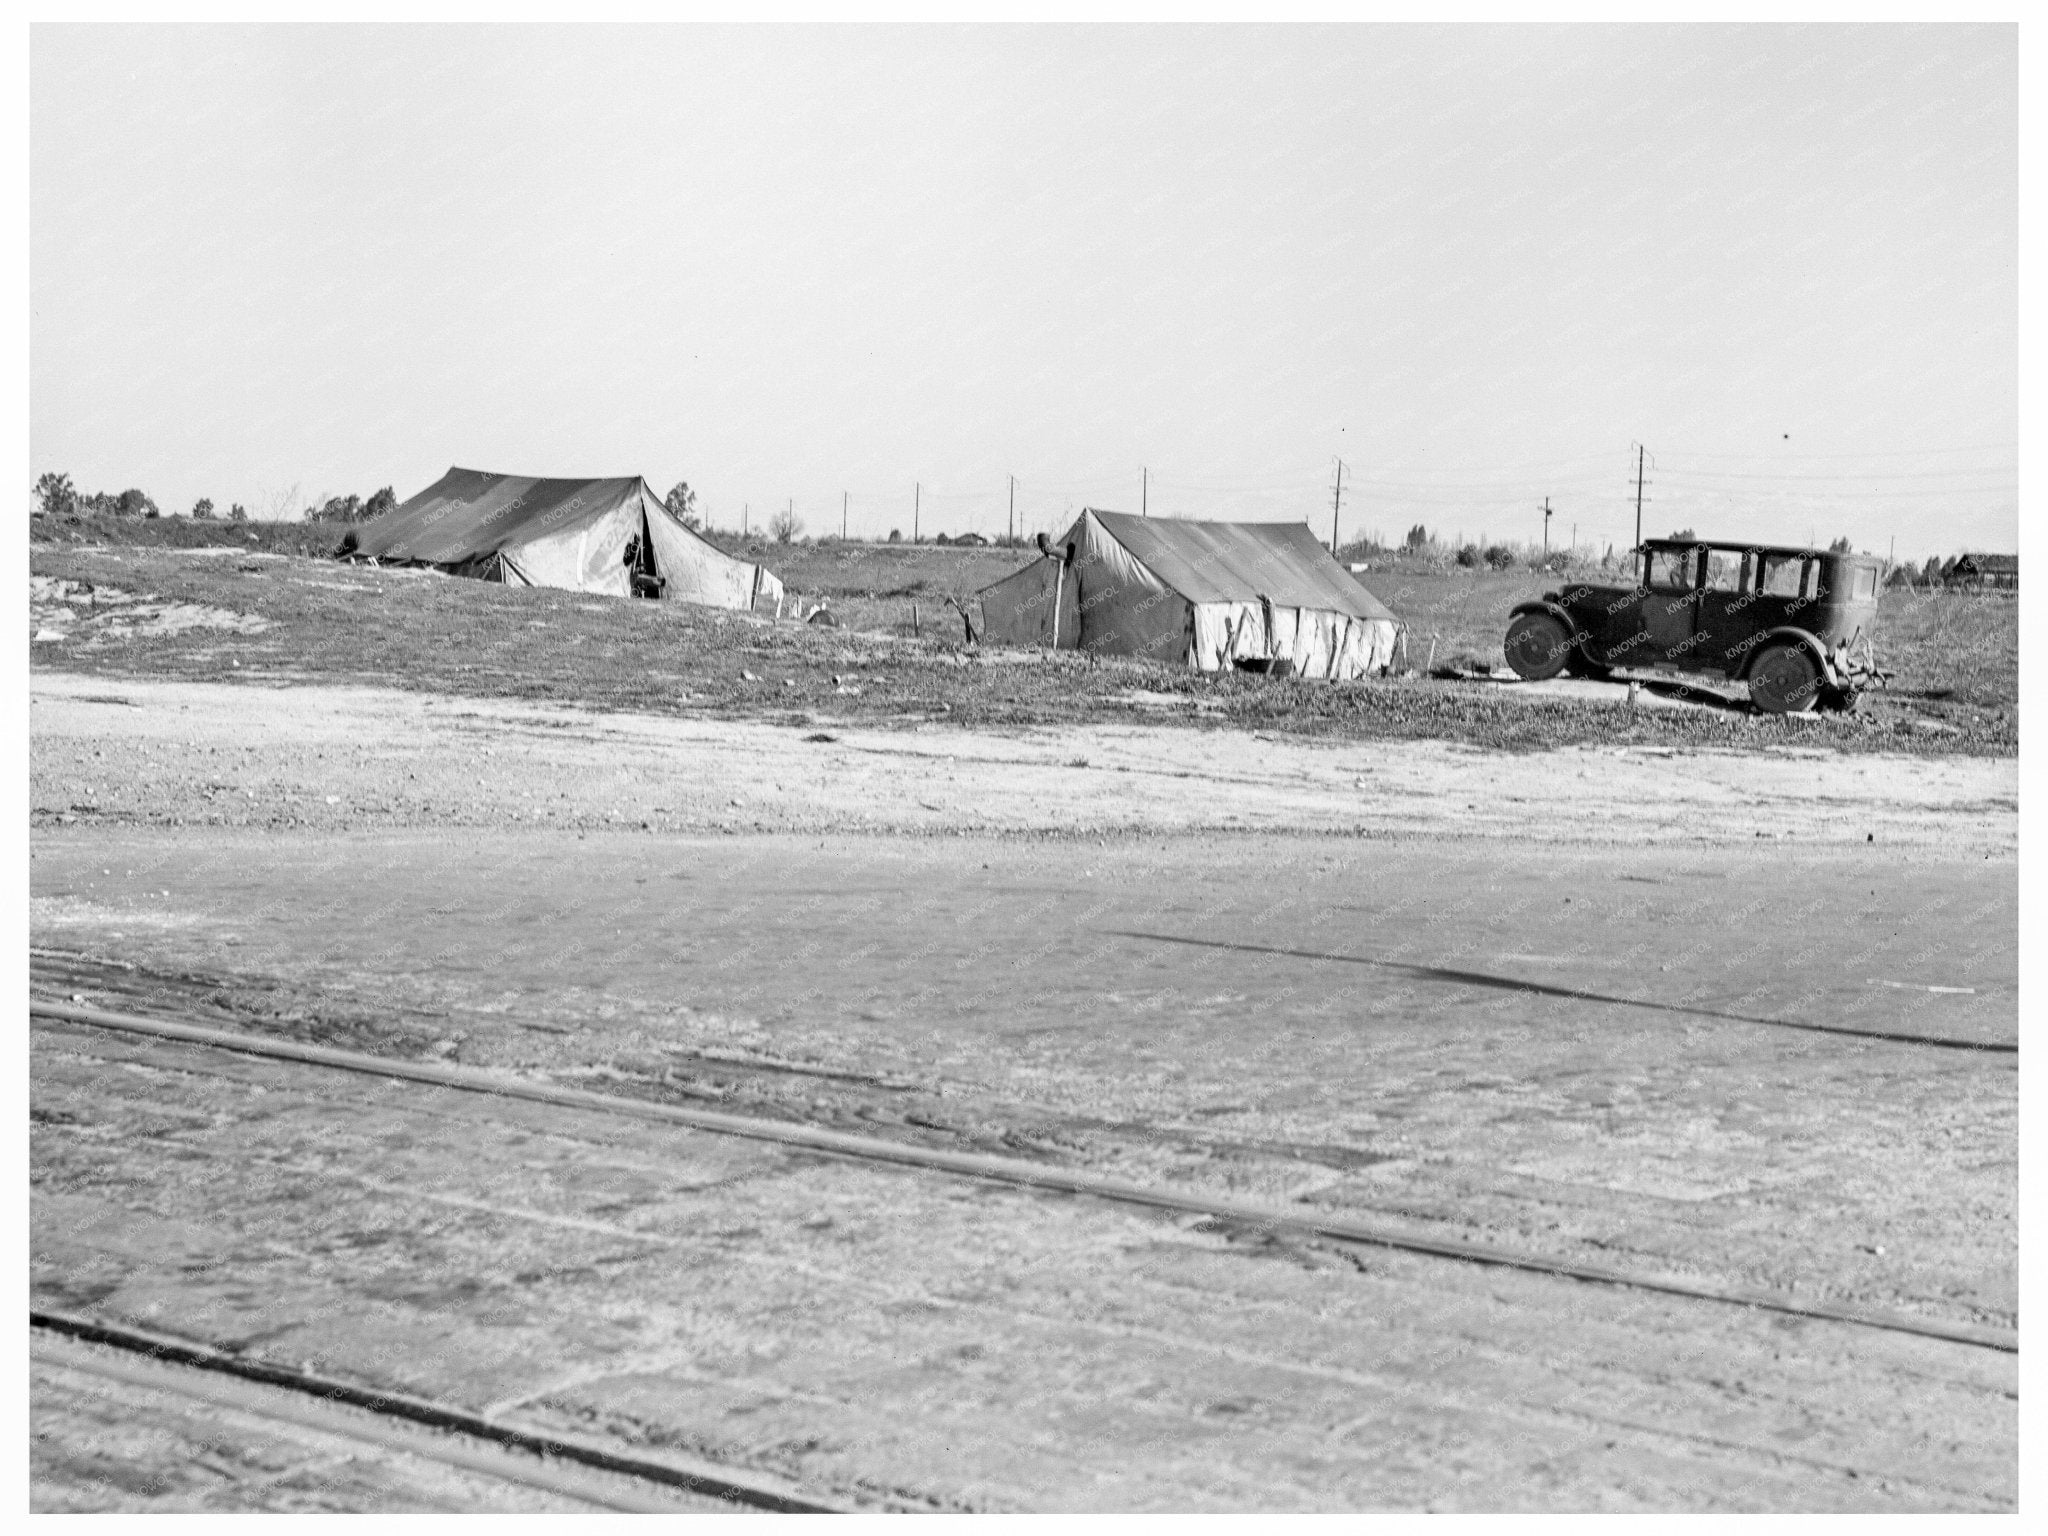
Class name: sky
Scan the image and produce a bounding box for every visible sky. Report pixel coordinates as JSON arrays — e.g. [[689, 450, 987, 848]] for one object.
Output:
[[31, 24, 2017, 558]]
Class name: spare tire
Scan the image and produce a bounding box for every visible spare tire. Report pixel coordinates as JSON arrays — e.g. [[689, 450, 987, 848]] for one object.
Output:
[[1504, 610, 1571, 680]]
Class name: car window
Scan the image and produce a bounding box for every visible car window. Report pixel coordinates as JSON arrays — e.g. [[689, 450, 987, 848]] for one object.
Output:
[[1758, 554, 1809, 597], [1646, 548, 1695, 592], [1853, 565, 1878, 599], [1702, 550, 1745, 592]]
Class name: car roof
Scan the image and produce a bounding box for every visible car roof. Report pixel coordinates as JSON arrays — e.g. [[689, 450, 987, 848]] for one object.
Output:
[[1641, 538, 1872, 560]]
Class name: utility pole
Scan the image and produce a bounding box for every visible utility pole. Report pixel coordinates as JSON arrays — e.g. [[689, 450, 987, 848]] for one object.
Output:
[[1008, 474, 1015, 543], [1542, 497, 1552, 558], [743, 503, 749, 537], [1330, 459, 1346, 555], [1633, 444, 1647, 548], [842, 491, 848, 541], [914, 482, 920, 543], [1142, 467, 1148, 518]]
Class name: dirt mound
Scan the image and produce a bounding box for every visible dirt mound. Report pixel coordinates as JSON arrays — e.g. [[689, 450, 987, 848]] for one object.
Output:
[[31, 575, 269, 647]]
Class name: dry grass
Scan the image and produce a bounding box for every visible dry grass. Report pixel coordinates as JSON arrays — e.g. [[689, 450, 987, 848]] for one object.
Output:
[[27, 536, 2014, 756], [31, 511, 355, 557], [1870, 588, 2018, 710], [756, 540, 1033, 636]]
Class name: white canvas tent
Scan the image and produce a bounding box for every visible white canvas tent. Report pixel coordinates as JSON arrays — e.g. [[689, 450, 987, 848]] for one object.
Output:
[[977, 509, 1400, 679], [342, 467, 784, 612]]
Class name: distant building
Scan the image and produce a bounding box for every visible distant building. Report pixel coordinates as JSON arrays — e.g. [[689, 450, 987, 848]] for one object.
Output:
[[1948, 553, 2018, 591]]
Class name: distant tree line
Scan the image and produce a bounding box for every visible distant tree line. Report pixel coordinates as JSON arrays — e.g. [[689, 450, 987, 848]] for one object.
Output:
[[34, 472, 248, 523], [302, 488, 397, 524], [30, 471, 410, 526]]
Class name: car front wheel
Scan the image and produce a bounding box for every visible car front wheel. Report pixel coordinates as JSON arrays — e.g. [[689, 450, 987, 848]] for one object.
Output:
[[1748, 642, 1823, 714], [1504, 611, 1571, 680]]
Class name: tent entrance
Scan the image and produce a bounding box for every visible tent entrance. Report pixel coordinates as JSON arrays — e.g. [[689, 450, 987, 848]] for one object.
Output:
[[625, 511, 666, 599]]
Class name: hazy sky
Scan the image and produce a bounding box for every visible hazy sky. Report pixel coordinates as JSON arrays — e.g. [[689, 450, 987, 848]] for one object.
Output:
[[32, 24, 2015, 557]]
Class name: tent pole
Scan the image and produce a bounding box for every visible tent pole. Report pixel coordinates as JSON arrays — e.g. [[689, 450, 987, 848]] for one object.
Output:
[[1050, 553, 1065, 649]]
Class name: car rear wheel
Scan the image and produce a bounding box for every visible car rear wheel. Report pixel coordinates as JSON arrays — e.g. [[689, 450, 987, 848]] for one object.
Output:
[[1504, 611, 1571, 680], [1748, 642, 1823, 714]]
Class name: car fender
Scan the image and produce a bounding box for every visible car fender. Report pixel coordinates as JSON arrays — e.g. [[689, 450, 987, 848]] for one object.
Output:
[[1507, 598, 1582, 641], [1741, 626, 1841, 686]]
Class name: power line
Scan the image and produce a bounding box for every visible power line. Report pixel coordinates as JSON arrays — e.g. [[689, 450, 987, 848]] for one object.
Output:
[[1330, 458, 1345, 555], [1658, 465, 2017, 483], [1658, 484, 2016, 501], [1652, 441, 2017, 461]]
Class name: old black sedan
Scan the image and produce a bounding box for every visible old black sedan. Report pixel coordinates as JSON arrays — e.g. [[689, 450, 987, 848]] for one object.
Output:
[[1502, 539, 1889, 713]]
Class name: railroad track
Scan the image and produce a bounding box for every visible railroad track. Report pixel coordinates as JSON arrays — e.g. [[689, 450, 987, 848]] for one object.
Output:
[[30, 996, 2018, 1356], [32, 1311, 843, 1513]]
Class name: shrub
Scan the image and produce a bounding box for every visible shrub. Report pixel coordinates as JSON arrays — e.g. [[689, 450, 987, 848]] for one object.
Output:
[[313, 494, 363, 523], [34, 471, 78, 517], [192, 498, 215, 520], [1455, 544, 1481, 567], [1483, 544, 1516, 569], [664, 482, 700, 530]]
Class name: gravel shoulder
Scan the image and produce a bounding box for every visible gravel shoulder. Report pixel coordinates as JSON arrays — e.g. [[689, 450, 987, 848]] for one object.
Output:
[[29, 671, 2018, 854]]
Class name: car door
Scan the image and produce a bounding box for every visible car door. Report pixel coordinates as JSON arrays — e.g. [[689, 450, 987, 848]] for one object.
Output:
[[1692, 547, 1753, 673], [1749, 551, 1816, 636], [1639, 546, 1700, 662]]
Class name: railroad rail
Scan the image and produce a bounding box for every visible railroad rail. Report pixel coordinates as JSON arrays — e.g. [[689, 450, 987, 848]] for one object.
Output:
[[33, 1309, 846, 1513], [31, 997, 2017, 1355]]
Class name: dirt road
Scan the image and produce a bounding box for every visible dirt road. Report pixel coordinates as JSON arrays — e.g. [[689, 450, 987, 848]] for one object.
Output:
[[28, 671, 2018, 1510]]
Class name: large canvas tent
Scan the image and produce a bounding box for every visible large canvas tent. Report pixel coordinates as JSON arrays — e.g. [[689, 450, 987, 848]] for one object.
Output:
[[977, 509, 1400, 680], [341, 467, 784, 612]]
